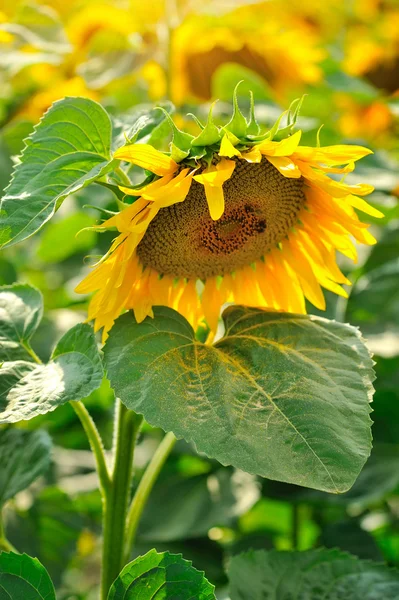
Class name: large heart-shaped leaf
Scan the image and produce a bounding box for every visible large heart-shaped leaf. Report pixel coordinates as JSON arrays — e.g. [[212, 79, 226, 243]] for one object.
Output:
[[228, 549, 399, 599], [0, 284, 43, 361], [0, 323, 103, 423], [0, 97, 114, 248], [108, 549, 215, 600], [0, 552, 55, 600], [0, 428, 51, 505], [104, 306, 374, 493]]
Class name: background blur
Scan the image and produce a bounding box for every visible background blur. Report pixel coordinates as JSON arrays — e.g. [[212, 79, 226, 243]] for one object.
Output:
[[1, 1, 399, 599]]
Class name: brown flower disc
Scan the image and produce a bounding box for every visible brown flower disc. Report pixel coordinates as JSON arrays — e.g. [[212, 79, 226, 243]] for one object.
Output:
[[137, 157, 306, 279]]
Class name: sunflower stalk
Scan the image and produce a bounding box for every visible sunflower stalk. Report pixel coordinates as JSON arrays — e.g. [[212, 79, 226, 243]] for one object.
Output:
[[123, 431, 177, 562], [100, 401, 142, 599]]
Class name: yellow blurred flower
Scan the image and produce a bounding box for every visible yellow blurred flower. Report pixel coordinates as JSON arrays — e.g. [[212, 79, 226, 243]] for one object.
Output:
[[336, 95, 393, 140], [344, 5, 399, 93], [171, 2, 326, 104]]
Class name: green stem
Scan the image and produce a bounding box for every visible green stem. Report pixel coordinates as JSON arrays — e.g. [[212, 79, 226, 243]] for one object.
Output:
[[71, 401, 111, 495], [101, 401, 142, 599], [123, 431, 176, 562], [22, 342, 42, 364], [0, 509, 18, 553]]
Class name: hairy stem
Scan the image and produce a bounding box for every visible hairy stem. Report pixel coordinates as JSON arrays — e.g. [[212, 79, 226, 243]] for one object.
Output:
[[123, 431, 176, 562], [101, 401, 142, 599]]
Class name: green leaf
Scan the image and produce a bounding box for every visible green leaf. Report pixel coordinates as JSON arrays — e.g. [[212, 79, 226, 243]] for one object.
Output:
[[0, 323, 103, 423], [0, 97, 113, 248], [108, 549, 216, 600], [0, 552, 55, 600], [228, 548, 399, 599], [36, 212, 97, 263], [104, 306, 374, 493], [0, 428, 51, 505], [0, 284, 43, 362]]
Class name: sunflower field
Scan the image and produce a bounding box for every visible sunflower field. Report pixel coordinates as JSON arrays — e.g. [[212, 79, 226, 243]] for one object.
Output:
[[1, 0, 399, 598]]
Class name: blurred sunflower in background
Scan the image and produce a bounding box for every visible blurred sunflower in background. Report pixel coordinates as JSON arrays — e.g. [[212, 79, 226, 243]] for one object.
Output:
[[171, 1, 326, 105], [76, 94, 382, 340]]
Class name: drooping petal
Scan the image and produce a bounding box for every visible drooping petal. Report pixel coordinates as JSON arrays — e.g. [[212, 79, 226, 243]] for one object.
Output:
[[194, 159, 236, 220]]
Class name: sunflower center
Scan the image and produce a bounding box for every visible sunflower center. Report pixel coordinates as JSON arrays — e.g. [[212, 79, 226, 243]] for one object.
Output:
[[136, 157, 306, 279]]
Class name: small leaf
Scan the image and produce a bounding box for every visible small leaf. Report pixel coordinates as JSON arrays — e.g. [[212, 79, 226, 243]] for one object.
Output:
[[0, 428, 52, 505], [0, 324, 103, 423], [0, 97, 113, 248], [0, 284, 43, 362], [108, 549, 216, 600], [104, 306, 374, 493], [0, 552, 56, 600], [228, 548, 399, 600]]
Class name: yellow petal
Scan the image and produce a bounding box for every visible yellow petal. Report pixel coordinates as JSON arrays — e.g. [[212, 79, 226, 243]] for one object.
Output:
[[259, 130, 302, 157], [140, 168, 193, 205], [219, 135, 241, 158], [272, 130, 302, 156], [267, 156, 301, 178], [119, 173, 175, 196], [294, 145, 372, 165], [241, 147, 262, 163], [114, 144, 178, 176], [203, 185, 225, 221], [346, 194, 384, 218], [194, 159, 236, 220]]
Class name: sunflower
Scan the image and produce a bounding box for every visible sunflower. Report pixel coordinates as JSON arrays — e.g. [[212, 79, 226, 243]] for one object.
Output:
[[76, 92, 382, 341]]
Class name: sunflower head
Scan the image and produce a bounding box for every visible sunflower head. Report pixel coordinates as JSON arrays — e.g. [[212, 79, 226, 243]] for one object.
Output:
[[76, 86, 382, 341]]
